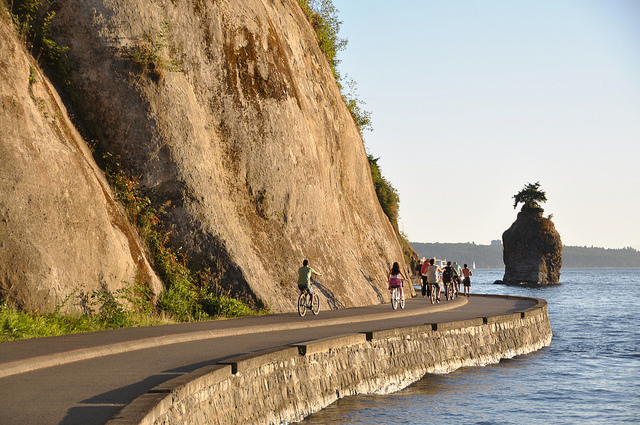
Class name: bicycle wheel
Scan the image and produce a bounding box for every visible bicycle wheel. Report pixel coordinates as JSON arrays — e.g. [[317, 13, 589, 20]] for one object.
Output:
[[399, 291, 405, 309], [311, 294, 320, 315], [297, 293, 307, 317], [391, 288, 399, 310]]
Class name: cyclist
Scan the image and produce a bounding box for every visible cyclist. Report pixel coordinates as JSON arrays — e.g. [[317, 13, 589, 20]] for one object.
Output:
[[442, 261, 456, 299], [298, 259, 322, 305], [387, 262, 407, 300], [452, 261, 463, 294], [427, 258, 443, 302]]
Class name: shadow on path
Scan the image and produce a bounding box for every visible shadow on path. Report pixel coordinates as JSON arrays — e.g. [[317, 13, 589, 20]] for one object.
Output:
[[312, 278, 345, 310], [59, 373, 181, 425]]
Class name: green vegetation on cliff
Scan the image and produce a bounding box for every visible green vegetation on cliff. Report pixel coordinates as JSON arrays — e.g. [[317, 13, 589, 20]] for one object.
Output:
[[297, 0, 371, 133], [368, 155, 399, 231], [5, 0, 76, 98], [106, 167, 260, 322]]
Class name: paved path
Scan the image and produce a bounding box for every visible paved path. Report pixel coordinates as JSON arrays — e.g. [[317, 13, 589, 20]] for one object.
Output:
[[0, 294, 535, 425]]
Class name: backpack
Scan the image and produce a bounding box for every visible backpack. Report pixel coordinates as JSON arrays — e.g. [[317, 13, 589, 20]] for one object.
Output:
[[442, 266, 453, 281]]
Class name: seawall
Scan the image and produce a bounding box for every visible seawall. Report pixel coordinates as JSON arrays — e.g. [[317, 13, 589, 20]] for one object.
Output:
[[106, 295, 552, 425]]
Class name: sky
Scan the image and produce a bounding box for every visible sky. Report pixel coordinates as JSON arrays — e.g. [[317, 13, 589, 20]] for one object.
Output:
[[330, 0, 640, 249]]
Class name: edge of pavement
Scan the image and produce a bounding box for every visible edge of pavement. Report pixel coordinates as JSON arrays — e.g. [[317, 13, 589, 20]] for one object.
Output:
[[0, 296, 468, 379]]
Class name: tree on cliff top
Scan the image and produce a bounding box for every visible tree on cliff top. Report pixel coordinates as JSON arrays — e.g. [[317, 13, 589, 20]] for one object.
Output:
[[297, 0, 372, 134], [513, 181, 547, 211]]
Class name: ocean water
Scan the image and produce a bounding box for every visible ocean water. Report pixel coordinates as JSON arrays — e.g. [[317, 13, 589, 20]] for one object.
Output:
[[300, 268, 640, 424]]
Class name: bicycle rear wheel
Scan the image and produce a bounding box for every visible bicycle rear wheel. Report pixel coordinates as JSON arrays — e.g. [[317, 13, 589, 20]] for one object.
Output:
[[311, 294, 320, 315], [297, 293, 307, 317]]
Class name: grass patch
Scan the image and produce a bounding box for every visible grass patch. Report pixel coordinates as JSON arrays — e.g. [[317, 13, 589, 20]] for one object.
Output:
[[0, 296, 173, 342]]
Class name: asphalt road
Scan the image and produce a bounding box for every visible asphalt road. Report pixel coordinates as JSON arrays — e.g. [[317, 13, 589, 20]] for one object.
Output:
[[0, 294, 535, 425]]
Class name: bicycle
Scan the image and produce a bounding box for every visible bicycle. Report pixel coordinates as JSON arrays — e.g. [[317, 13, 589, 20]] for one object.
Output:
[[444, 279, 456, 301], [297, 287, 320, 317], [390, 284, 405, 310], [453, 275, 461, 295]]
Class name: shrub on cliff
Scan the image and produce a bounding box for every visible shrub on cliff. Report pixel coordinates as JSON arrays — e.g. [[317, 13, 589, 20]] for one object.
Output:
[[296, 0, 346, 80], [108, 169, 258, 322], [6, 0, 76, 99], [368, 155, 399, 231]]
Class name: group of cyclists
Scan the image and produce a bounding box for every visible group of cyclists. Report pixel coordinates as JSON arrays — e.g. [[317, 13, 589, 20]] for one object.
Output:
[[416, 258, 473, 302], [386, 258, 473, 305], [296, 257, 473, 313]]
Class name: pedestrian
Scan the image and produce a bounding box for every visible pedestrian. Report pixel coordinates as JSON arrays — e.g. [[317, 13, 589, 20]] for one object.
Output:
[[420, 259, 430, 297], [415, 259, 422, 278], [462, 263, 473, 297]]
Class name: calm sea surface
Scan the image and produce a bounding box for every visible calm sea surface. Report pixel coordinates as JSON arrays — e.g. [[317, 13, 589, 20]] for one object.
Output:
[[300, 268, 640, 424]]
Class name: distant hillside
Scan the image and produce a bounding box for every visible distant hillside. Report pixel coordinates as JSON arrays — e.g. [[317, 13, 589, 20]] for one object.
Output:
[[410, 242, 640, 268]]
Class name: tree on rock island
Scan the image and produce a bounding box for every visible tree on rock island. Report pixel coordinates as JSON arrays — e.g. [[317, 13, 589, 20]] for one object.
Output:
[[499, 182, 562, 285], [512, 181, 547, 211]]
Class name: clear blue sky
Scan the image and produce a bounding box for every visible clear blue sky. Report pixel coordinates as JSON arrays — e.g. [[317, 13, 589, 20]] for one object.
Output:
[[331, 0, 640, 249]]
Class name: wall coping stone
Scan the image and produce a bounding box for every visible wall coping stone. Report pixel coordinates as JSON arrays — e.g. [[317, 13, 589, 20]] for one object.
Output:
[[218, 346, 300, 374], [149, 364, 232, 396], [429, 317, 485, 331], [106, 392, 171, 425], [365, 325, 434, 341], [484, 313, 523, 324], [293, 333, 367, 355]]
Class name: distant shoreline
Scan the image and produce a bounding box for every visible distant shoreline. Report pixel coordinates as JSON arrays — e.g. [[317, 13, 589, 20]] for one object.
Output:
[[411, 242, 640, 269], [467, 267, 640, 269]]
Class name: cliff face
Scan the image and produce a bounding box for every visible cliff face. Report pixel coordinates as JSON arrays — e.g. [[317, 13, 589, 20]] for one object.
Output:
[[1, 0, 407, 313], [502, 208, 562, 285], [0, 17, 162, 312]]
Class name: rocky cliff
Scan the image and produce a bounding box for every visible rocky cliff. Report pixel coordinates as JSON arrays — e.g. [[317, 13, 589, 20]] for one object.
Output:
[[0, 16, 162, 312], [1, 0, 407, 313], [501, 208, 562, 285]]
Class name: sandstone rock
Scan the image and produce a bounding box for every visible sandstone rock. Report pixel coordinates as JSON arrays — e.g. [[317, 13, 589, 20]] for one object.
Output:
[[3, 0, 408, 313], [502, 208, 562, 285], [0, 18, 162, 312]]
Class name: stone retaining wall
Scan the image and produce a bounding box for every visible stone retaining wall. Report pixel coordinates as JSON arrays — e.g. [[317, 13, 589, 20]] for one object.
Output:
[[106, 296, 552, 425]]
